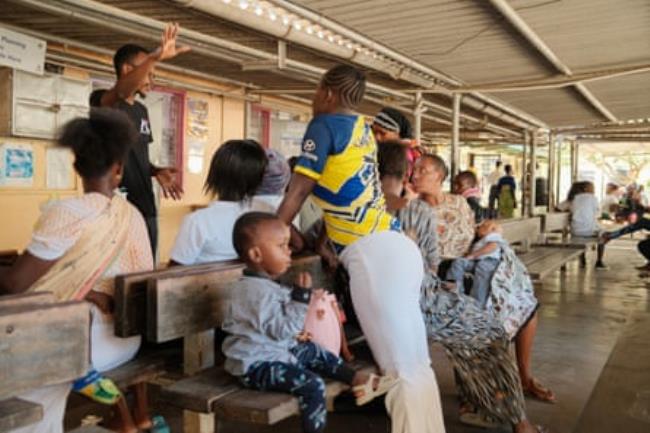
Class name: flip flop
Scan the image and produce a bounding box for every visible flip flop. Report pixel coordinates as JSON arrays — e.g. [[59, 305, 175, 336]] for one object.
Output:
[[72, 369, 121, 405], [523, 378, 556, 404], [459, 411, 499, 429], [149, 415, 170, 433], [353, 373, 398, 406]]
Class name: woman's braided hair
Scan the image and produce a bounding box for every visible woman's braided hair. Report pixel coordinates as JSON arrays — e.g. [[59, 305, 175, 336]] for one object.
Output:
[[321, 64, 366, 109]]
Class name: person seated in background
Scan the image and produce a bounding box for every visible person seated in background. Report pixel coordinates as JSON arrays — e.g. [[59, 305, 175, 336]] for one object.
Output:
[[446, 220, 505, 306], [222, 212, 394, 433], [1, 108, 155, 433], [169, 139, 275, 265], [558, 181, 607, 269], [497, 164, 517, 218], [377, 141, 417, 211], [452, 170, 497, 224], [601, 182, 621, 220], [254, 148, 292, 209]]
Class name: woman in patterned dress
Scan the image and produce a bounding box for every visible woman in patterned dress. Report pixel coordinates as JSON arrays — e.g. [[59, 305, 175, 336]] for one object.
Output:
[[406, 154, 555, 404], [377, 144, 546, 432]]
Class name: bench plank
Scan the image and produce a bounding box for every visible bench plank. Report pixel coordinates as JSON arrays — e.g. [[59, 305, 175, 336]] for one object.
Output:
[[0, 292, 55, 311], [115, 261, 234, 338], [0, 302, 90, 399], [540, 212, 570, 234], [213, 388, 299, 425], [0, 398, 43, 432], [525, 247, 584, 280], [147, 264, 242, 343], [500, 217, 541, 247], [147, 256, 327, 343], [104, 351, 174, 389], [160, 367, 241, 413]]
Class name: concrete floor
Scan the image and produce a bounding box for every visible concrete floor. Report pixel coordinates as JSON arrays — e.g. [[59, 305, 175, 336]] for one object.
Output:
[[201, 237, 650, 433]]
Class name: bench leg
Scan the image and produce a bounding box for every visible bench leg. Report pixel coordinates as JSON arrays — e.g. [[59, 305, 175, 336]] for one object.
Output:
[[183, 411, 215, 433], [579, 253, 587, 268], [183, 330, 216, 433]]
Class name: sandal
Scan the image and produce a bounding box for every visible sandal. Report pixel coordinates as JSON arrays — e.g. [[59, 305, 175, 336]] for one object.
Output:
[[459, 411, 499, 428], [353, 373, 397, 406], [149, 415, 170, 433], [72, 369, 121, 405], [523, 378, 556, 404]]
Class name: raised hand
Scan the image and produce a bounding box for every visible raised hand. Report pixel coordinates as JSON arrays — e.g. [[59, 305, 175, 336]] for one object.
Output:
[[152, 23, 191, 61]]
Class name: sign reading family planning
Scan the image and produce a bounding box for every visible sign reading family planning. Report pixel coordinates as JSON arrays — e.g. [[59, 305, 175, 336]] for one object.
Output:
[[0, 27, 46, 75]]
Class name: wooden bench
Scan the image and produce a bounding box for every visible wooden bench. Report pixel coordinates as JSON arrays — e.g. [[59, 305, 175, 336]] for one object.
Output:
[[113, 254, 373, 433], [539, 212, 597, 266], [500, 216, 585, 281], [574, 312, 650, 433], [0, 294, 90, 432]]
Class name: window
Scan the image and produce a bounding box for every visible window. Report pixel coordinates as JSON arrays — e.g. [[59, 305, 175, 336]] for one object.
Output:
[[247, 104, 308, 157]]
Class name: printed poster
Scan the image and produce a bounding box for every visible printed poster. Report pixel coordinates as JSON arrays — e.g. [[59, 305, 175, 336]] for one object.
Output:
[[186, 98, 209, 174], [0, 142, 34, 187], [46, 146, 73, 189]]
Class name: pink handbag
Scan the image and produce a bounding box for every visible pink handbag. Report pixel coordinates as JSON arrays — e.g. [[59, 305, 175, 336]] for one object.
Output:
[[304, 292, 342, 355]]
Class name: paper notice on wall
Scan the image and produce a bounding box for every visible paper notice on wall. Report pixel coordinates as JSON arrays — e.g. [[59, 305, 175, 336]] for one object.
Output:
[[186, 98, 209, 174], [187, 98, 209, 142], [46, 147, 73, 189], [0, 142, 34, 187], [0, 26, 46, 75]]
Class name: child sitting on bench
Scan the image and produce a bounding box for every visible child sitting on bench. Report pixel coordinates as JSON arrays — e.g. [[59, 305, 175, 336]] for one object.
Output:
[[446, 220, 505, 306], [222, 212, 394, 433]]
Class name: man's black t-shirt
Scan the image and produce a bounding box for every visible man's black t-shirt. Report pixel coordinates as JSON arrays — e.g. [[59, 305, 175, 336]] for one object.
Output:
[[89, 90, 156, 217], [115, 99, 156, 217]]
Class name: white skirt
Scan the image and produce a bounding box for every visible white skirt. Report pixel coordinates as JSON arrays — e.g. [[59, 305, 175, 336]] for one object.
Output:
[[340, 231, 446, 433]]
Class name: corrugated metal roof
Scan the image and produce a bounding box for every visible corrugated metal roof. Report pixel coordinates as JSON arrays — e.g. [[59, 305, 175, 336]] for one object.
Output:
[[2, 0, 648, 131], [295, 0, 650, 126]]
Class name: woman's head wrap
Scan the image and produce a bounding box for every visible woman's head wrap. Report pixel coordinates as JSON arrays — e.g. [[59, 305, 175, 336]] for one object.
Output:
[[373, 107, 414, 139], [257, 148, 291, 195]]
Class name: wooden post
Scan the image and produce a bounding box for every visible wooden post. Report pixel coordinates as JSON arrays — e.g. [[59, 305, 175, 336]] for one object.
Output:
[[450, 93, 462, 179], [183, 330, 216, 433]]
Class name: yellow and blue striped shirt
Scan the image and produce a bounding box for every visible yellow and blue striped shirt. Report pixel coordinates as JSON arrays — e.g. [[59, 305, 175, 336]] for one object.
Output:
[[295, 114, 399, 250]]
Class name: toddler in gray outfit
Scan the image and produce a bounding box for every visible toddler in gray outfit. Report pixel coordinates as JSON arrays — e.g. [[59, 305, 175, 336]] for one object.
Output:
[[446, 220, 505, 306]]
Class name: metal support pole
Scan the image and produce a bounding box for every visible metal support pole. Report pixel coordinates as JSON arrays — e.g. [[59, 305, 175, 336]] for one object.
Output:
[[521, 130, 528, 217], [528, 130, 537, 217], [451, 93, 462, 178], [547, 132, 555, 211], [556, 137, 563, 205], [570, 140, 579, 182], [414, 91, 423, 144]]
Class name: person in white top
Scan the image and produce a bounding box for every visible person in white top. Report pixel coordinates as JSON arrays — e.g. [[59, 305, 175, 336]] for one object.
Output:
[[487, 160, 503, 211], [558, 181, 607, 269], [601, 183, 620, 219], [170, 140, 275, 265]]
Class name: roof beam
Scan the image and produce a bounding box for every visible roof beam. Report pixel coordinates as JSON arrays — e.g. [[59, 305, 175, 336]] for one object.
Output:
[[488, 0, 618, 122]]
